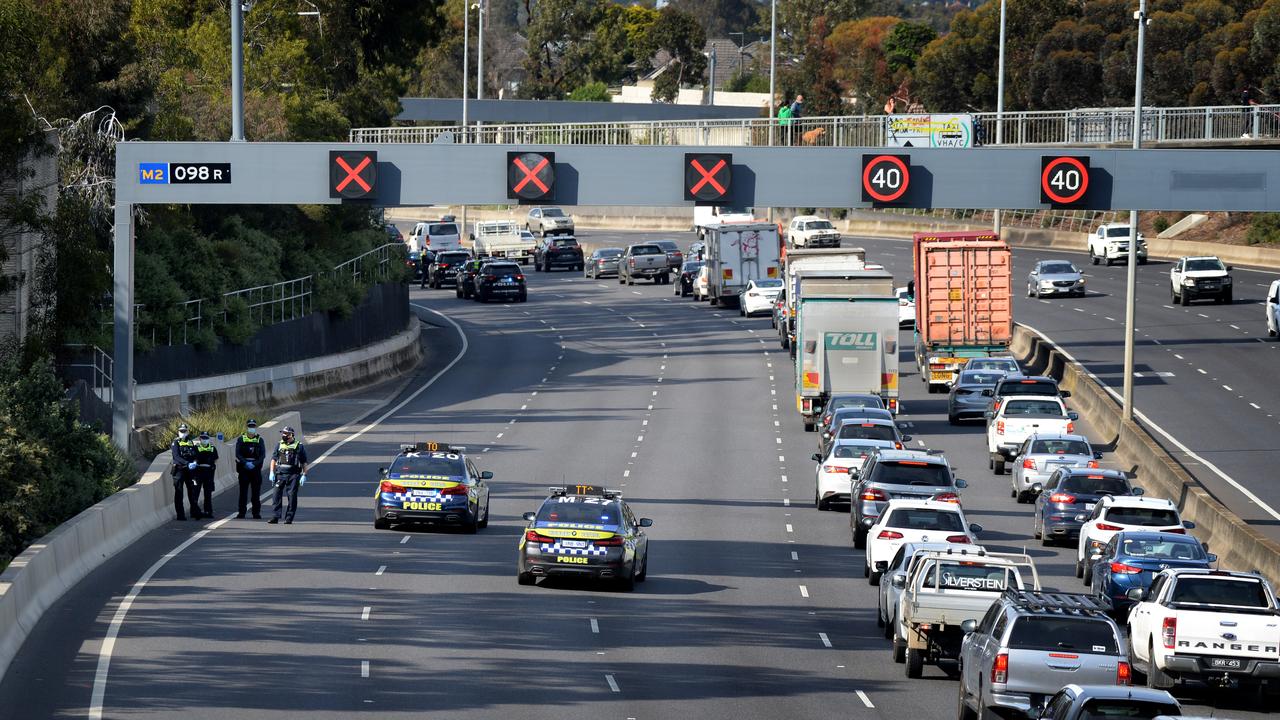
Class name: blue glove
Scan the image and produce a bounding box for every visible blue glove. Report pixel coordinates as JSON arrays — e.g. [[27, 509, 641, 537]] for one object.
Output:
[[269, 471, 276, 484], [188, 462, 197, 470], [300, 474, 307, 486], [245, 461, 254, 470]]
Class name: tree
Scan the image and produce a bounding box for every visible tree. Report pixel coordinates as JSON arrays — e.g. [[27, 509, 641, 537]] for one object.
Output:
[[669, 0, 757, 37], [569, 81, 612, 101], [883, 21, 936, 72], [772, 0, 875, 54], [784, 16, 846, 115], [649, 6, 708, 103], [522, 0, 607, 98], [827, 16, 900, 112]]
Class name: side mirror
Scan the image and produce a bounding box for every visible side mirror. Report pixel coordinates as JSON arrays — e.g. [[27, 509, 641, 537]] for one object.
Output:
[[1207, 553, 1218, 563], [522, 512, 537, 522], [1060, 390, 1072, 398], [1089, 550, 1103, 561], [1131, 487, 1145, 496], [860, 517, 876, 528], [480, 471, 494, 480], [1269, 296, 1279, 304], [969, 523, 983, 534], [1031, 482, 1044, 494], [812, 453, 823, 462], [1068, 411, 1080, 421], [984, 411, 995, 420], [1183, 520, 1196, 529], [891, 574, 906, 589], [1226, 265, 1234, 271], [1093, 451, 1104, 459], [848, 468, 860, 479], [1074, 514, 1088, 522], [378, 467, 387, 476], [981, 389, 994, 397], [1126, 588, 1146, 602], [961, 619, 978, 634], [901, 435, 913, 442], [874, 561, 889, 572], [955, 479, 968, 489], [639, 518, 654, 527]]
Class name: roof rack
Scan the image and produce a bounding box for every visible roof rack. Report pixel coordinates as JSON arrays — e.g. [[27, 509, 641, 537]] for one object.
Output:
[[1001, 589, 1110, 616]]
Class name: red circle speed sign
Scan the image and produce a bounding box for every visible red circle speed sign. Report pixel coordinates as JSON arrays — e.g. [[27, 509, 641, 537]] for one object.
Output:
[[1040, 156, 1089, 205], [862, 155, 910, 203]]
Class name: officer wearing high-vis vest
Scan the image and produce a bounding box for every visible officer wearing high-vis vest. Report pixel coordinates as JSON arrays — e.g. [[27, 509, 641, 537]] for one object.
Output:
[[268, 426, 308, 525], [194, 430, 219, 518], [235, 419, 266, 519], [170, 423, 202, 521]]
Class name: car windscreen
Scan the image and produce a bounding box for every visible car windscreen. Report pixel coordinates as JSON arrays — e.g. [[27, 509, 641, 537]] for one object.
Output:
[[755, 279, 784, 288], [832, 444, 879, 459], [999, 381, 1058, 396], [631, 245, 663, 255], [838, 423, 897, 441], [958, 371, 1003, 386], [682, 261, 704, 271], [486, 264, 522, 275], [390, 455, 466, 477], [437, 252, 470, 264], [1168, 578, 1270, 607], [653, 241, 679, 251], [1030, 439, 1091, 456], [537, 499, 622, 525], [1185, 258, 1225, 272], [805, 220, 834, 230], [925, 562, 1015, 591], [834, 409, 894, 424], [542, 208, 566, 217], [552, 239, 579, 247], [1105, 227, 1134, 238], [968, 359, 1018, 372], [1007, 617, 1119, 654], [886, 508, 964, 531], [1077, 699, 1181, 719], [1121, 537, 1206, 561], [1003, 400, 1065, 416], [1103, 507, 1179, 526], [597, 248, 623, 258], [1040, 262, 1076, 274], [1062, 475, 1130, 495], [830, 395, 885, 411], [873, 461, 951, 487], [428, 223, 458, 235]]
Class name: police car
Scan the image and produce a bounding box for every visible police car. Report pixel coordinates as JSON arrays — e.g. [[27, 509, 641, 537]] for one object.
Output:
[[517, 485, 652, 591], [373, 442, 492, 532]]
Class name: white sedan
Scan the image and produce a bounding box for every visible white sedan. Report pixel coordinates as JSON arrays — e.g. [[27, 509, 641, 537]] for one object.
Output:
[[864, 499, 982, 585], [1267, 279, 1279, 337], [1075, 495, 1193, 583], [739, 278, 784, 316], [896, 286, 915, 327], [812, 441, 879, 511]]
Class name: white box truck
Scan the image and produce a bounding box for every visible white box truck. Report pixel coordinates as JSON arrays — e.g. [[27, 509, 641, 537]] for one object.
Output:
[[694, 206, 756, 241], [780, 248, 868, 351], [704, 222, 782, 308]]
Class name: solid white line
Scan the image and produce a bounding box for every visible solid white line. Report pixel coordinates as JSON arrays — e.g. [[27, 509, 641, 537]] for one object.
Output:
[[819, 632, 832, 648], [376, 565, 387, 576], [605, 674, 620, 692], [856, 690, 875, 708], [361, 660, 370, 678], [799, 585, 809, 598], [361, 606, 371, 621], [399, 535, 409, 545], [590, 618, 600, 634]]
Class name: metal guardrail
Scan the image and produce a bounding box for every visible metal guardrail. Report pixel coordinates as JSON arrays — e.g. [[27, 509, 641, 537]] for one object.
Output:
[[352, 103, 1280, 147]]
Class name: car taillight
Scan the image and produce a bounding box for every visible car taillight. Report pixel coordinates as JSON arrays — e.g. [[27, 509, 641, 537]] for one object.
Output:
[[1161, 617, 1176, 649], [877, 530, 904, 540], [1049, 493, 1076, 504], [1066, 421, 1075, 434], [945, 534, 972, 543], [379, 480, 406, 493], [594, 535, 624, 546], [823, 465, 850, 474], [861, 488, 888, 502], [1096, 523, 1123, 531], [1022, 458, 1036, 470], [439, 484, 469, 495], [1165, 527, 1186, 534], [996, 420, 1005, 435], [1110, 562, 1142, 575], [516, 275, 525, 281], [821, 416, 831, 427], [1117, 661, 1132, 686], [933, 492, 961, 504], [1087, 460, 1099, 468], [484, 274, 496, 281], [993, 399, 1003, 411], [992, 653, 1008, 683], [894, 442, 904, 450], [525, 529, 555, 543]]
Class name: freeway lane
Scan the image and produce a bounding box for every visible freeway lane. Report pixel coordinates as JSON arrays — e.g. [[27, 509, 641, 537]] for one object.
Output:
[[0, 230, 1266, 719]]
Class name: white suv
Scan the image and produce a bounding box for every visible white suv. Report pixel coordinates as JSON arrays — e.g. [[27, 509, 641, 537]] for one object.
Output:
[[1075, 496, 1194, 582], [1089, 224, 1148, 266], [787, 215, 841, 248], [1268, 280, 1280, 337]]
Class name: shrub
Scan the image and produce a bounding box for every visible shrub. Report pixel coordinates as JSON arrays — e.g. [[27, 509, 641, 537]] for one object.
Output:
[[1152, 216, 1170, 234], [150, 403, 267, 456], [1246, 214, 1280, 246]]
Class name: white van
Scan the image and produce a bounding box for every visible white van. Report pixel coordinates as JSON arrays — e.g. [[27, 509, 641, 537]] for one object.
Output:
[[409, 221, 462, 253]]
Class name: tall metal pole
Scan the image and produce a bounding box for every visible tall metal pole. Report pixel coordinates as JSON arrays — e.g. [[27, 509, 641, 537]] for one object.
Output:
[[230, 0, 245, 141], [768, 0, 776, 148], [111, 204, 134, 451], [992, 0, 1007, 234], [461, 1, 470, 234], [476, 0, 485, 104], [708, 45, 717, 106], [1122, 0, 1148, 421]]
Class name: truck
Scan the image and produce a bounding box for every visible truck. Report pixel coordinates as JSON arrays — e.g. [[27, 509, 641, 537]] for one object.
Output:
[[779, 248, 868, 351], [704, 222, 782, 308], [893, 549, 1040, 679], [471, 220, 534, 264], [1169, 255, 1233, 305], [913, 232, 1013, 394], [793, 268, 898, 430], [787, 215, 843, 248], [693, 206, 755, 241], [985, 395, 1079, 475], [1088, 223, 1148, 266], [618, 243, 671, 285], [1126, 568, 1280, 693]]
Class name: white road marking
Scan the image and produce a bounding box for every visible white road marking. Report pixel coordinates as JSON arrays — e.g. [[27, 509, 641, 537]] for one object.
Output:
[[1251, 403, 1262, 409], [783, 498, 790, 507], [606, 674, 620, 692], [376, 565, 387, 576], [520, 404, 527, 410], [799, 585, 810, 598], [642, 420, 649, 426], [361, 661, 370, 678], [786, 524, 794, 533], [1231, 324, 1241, 330], [631, 452, 638, 458], [791, 551, 799, 560], [778, 455, 785, 462], [583, 300, 592, 304], [1223, 385, 1234, 392], [1174, 354, 1183, 359], [637, 435, 644, 442], [1104, 316, 1116, 322], [632, 291, 641, 295], [590, 618, 600, 634], [780, 475, 788, 482], [1197, 368, 1207, 374], [1163, 305, 1175, 309], [1074, 308, 1085, 312], [361, 607, 372, 621], [623, 470, 630, 477], [399, 535, 410, 545], [1198, 313, 1209, 318], [496, 433, 504, 439], [819, 632, 832, 648], [774, 420, 780, 427], [856, 690, 875, 708], [775, 438, 782, 444]]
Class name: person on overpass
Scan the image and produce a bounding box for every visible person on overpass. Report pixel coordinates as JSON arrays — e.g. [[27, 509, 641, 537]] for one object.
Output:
[[235, 418, 266, 519], [268, 426, 308, 525], [170, 423, 202, 521], [195, 431, 220, 518]]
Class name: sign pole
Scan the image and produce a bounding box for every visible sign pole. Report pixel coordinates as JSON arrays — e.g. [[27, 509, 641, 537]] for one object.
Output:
[[1123, 0, 1148, 422], [111, 202, 135, 452], [230, 1, 245, 142], [992, 0, 1006, 235]]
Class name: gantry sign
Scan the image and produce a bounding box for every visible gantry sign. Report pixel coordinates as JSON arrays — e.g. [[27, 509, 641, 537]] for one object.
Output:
[[111, 141, 1280, 447]]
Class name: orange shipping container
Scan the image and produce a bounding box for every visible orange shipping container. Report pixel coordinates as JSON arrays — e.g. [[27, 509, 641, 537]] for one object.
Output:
[[912, 233, 1012, 349]]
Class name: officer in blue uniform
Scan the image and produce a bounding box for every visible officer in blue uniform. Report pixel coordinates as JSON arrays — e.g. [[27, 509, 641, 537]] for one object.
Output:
[[194, 431, 219, 518], [170, 423, 202, 521], [268, 426, 308, 525], [235, 419, 266, 519]]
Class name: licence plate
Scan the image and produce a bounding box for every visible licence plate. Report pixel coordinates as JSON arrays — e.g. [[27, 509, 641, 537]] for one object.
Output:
[[1085, 503, 1096, 511], [562, 540, 588, 549], [930, 371, 952, 381], [411, 489, 433, 497], [1209, 657, 1243, 670]]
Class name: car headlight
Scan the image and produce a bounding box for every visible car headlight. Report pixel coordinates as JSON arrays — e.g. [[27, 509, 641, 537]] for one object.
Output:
[[1183, 279, 1196, 286], [1040, 280, 1055, 287], [1223, 277, 1232, 284]]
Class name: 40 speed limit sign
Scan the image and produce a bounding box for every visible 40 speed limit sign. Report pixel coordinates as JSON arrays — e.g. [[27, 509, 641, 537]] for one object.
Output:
[[1040, 155, 1090, 207], [861, 154, 911, 205]]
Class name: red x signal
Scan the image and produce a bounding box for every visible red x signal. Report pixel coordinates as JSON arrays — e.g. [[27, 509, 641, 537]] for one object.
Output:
[[684, 153, 732, 203], [507, 151, 556, 201], [329, 150, 377, 199], [513, 156, 549, 194], [689, 159, 726, 195], [335, 155, 372, 193]]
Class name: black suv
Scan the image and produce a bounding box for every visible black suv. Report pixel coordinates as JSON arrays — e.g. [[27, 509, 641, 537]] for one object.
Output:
[[534, 236, 584, 272], [455, 258, 491, 299], [427, 250, 472, 288], [473, 261, 527, 303]]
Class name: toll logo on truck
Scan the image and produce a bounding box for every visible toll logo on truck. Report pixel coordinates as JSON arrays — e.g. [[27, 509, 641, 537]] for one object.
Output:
[[825, 332, 878, 351]]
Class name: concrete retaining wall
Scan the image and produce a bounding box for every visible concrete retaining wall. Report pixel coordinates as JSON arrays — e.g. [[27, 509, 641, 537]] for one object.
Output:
[[1011, 325, 1280, 587], [0, 411, 302, 681]]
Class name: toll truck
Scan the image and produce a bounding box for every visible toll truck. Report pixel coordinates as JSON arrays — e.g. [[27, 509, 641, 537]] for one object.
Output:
[[913, 232, 1012, 393], [779, 248, 868, 351], [704, 222, 782, 308], [793, 268, 899, 430]]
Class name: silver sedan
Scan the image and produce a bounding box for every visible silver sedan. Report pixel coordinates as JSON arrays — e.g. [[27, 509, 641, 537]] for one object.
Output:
[[1010, 433, 1101, 502], [585, 248, 623, 278], [1027, 260, 1085, 298]]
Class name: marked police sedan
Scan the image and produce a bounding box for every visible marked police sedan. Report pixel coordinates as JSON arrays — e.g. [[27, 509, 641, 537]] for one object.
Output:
[[373, 442, 491, 532], [518, 485, 652, 591]]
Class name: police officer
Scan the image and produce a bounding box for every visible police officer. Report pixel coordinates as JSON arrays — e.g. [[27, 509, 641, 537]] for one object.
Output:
[[235, 419, 266, 519], [268, 426, 308, 525], [194, 430, 219, 518], [170, 423, 201, 521]]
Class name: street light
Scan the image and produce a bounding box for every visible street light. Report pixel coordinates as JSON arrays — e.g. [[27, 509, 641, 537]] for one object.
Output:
[[1122, 0, 1149, 421], [768, 0, 777, 148], [993, 0, 1007, 234], [462, 1, 470, 139], [230, 1, 248, 141]]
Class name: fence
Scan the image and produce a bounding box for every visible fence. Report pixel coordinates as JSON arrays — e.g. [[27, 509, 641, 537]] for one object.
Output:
[[351, 103, 1280, 148], [863, 207, 1124, 234]]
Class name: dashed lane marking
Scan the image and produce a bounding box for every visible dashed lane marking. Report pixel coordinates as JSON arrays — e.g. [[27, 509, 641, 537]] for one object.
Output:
[[819, 633, 832, 648], [399, 536, 409, 545], [361, 661, 370, 678], [590, 618, 600, 634], [1223, 385, 1234, 392], [361, 607, 371, 621], [786, 524, 794, 533], [1197, 369, 1207, 374], [799, 585, 810, 598], [856, 690, 875, 708], [606, 674, 620, 692], [1251, 403, 1262, 409], [791, 551, 799, 560], [376, 565, 387, 576]]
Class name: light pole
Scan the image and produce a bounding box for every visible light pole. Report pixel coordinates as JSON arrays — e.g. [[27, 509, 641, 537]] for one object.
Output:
[[1122, 0, 1148, 421], [768, 0, 777, 148], [707, 44, 717, 106], [476, 0, 485, 105], [992, 0, 1007, 235], [230, 0, 246, 141], [462, 1, 470, 139], [728, 31, 746, 79]]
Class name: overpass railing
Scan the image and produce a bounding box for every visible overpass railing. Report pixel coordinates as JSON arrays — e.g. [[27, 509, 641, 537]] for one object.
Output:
[[352, 103, 1280, 147]]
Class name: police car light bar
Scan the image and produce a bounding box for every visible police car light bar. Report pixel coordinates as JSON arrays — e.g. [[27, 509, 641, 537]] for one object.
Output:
[[548, 485, 622, 499]]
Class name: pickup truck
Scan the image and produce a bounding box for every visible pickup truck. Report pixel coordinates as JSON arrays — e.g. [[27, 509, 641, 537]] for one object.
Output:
[[1126, 568, 1280, 693], [1169, 255, 1233, 305], [619, 244, 671, 285], [893, 549, 1040, 678], [472, 221, 535, 264], [986, 396, 1078, 475], [1088, 223, 1148, 266], [787, 215, 842, 248]]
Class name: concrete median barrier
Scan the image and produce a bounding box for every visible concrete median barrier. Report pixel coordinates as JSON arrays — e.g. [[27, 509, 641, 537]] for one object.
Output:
[[1011, 324, 1280, 587], [0, 411, 301, 682]]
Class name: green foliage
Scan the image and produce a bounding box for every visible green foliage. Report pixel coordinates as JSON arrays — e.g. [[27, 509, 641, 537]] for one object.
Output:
[[883, 21, 936, 72], [150, 402, 267, 456], [668, 0, 758, 37], [569, 81, 612, 102], [1246, 213, 1280, 245], [783, 16, 847, 116], [0, 351, 133, 569], [726, 72, 772, 93], [650, 6, 709, 103], [1152, 216, 1171, 234]]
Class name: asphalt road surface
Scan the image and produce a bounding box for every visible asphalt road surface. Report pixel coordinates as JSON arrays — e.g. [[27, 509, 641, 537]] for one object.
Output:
[[0, 229, 1267, 719]]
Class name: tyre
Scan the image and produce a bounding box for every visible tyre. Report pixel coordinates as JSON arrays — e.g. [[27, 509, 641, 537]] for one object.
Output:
[[636, 550, 648, 581], [854, 524, 867, 549], [905, 648, 924, 678], [1224, 290, 1233, 304], [1105, 256, 1114, 266], [517, 572, 535, 586], [948, 414, 959, 426], [518, 292, 528, 303], [477, 500, 490, 528], [739, 305, 745, 317], [1075, 558, 1084, 578], [803, 420, 815, 432], [957, 685, 978, 720], [870, 568, 882, 586], [993, 459, 1006, 475], [1180, 289, 1190, 306], [628, 277, 635, 286], [1027, 285, 1035, 298], [1083, 563, 1093, 587], [1146, 642, 1175, 689], [374, 517, 391, 530], [1091, 252, 1100, 266], [892, 636, 906, 663], [863, 558, 870, 578], [462, 510, 479, 534], [456, 286, 464, 299], [876, 606, 886, 628], [618, 565, 637, 592], [577, 264, 584, 272], [883, 614, 893, 639]]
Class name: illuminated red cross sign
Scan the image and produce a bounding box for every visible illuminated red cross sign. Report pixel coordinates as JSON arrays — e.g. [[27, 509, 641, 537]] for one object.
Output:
[[684, 153, 732, 203], [329, 150, 378, 199], [507, 151, 556, 202]]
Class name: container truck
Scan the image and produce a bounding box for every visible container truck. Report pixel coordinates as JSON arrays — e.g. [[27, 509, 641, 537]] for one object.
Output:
[[780, 248, 868, 351], [705, 222, 782, 308], [471, 220, 535, 264], [793, 269, 899, 430], [913, 232, 1012, 394]]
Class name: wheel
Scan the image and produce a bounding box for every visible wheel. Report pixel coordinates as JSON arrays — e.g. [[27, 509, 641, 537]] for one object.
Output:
[[816, 494, 828, 511], [1083, 563, 1093, 587], [1146, 642, 1175, 689], [1075, 558, 1084, 578], [883, 613, 893, 639], [619, 276, 625, 284], [1224, 290, 1233, 304], [957, 683, 978, 720], [462, 510, 479, 533], [853, 524, 867, 549], [455, 286, 464, 298], [1027, 284, 1035, 298], [739, 305, 745, 317], [870, 568, 882, 586], [374, 517, 391, 530], [1105, 256, 1114, 266], [876, 605, 886, 628], [618, 565, 637, 592], [1091, 252, 1100, 266], [905, 648, 924, 678], [863, 557, 871, 578], [948, 414, 959, 425], [636, 550, 648, 581], [993, 459, 1006, 475], [518, 292, 528, 303], [892, 635, 906, 663], [1270, 326, 1277, 338], [576, 264, 584, 272], [627, 277, 635, 286], [803, 420, 815, 432], [477, 500, 490, 528], [517, 572, 535, 586], [1180, 289, 1190, 306]]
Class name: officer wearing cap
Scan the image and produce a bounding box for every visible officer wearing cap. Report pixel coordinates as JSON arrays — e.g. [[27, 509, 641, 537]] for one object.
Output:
[[194, 430, 219, 518], [169, 423, 202, 521], [235, 419, 266, 519], [268, 426, 308, 525]]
